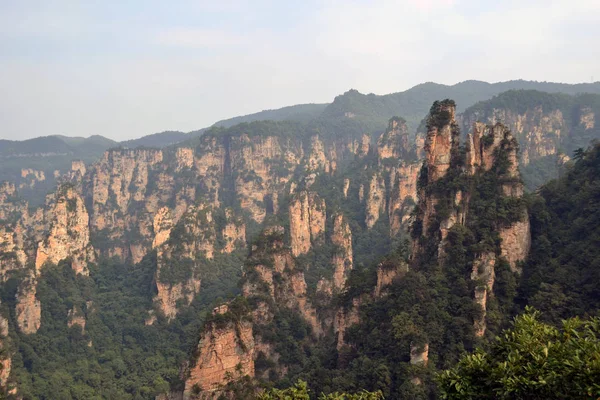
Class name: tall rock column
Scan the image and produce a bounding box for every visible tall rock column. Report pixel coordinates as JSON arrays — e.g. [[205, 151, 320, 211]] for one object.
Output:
[[331, 214, 353, 290], [289, 191, 326, 257]]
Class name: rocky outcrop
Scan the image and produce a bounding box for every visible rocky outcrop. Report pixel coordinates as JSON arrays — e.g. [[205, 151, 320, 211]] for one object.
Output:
[[289, 191, 326, 256], [425, 100, 458, 182], [0, 310, 11, 392], [222, 209, 246, 253], [334, 297, 362, 350], [413, 100, 531, 339], [35, 185, 94, 274], [183, 305, 254, 399], [409, 343, 429, 385], [499, 220, 531, 273], [471, 252, 496, 337], [462, 105, 566, 167], [19, 169, 45, 190], [579, 106, 595, 130], [67, 306, 86, 334], [388, 163, 420, 236], [365, 173, 386, 229], [230, 134, 303, 223], [331, 214, 353, 290], [71, 160, 86, 177], [15, 274, 41, 334], [377, 117, 410, 160], [88, 148, 166, 262], [242, 226, 323, 339], [153, 205, 214, 320], [176, 148, 195, 171], [413, 100, 461, 261]]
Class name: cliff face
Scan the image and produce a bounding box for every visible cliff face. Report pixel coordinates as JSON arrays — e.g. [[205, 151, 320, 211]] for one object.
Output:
[[331, 214, 353, 290], [15, 273, 41, 334], [152, 205, 214, 320], [461, 98, 598, 170], [183, 305, 254, 399], [289, 191, 326, 257], [230, 134, 303, 223], [388, 163, 419, 236], [35, 185, 95, 275]]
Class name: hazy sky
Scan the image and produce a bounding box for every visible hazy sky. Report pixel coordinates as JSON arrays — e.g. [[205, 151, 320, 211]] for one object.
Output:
[[1, 0, 598, 141]]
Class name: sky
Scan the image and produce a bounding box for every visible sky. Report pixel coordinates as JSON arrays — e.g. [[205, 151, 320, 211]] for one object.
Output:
[[0, 0, 599, 141]]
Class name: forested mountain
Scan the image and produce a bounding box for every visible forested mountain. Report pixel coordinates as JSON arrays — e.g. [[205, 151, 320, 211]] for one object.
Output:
[[0, 87, 599, 399]]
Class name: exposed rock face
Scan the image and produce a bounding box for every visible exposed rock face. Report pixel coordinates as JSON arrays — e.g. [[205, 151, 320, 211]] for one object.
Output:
[[230, 134, 303, 223], [579, 106, 595, 130], [375, 260, 408, 297], [471, 252, 496, 337], [388, 163, 420, 236], [15, 274, 41, 334], [413, 100, 461, 261], [334, 297, 362, 350], [183, 306, 254, 399], [176, 148, 195, 171], [71, 160, 86, 177], [377, 117, 410, 160], [409, 343, 429, 385], [307, 135, 331, 173], [0, 310, 11, 391], [426, 101, 457, 182], [499, 220, 531, 273], [0, 225, 28, 281], [221, 209, 246, 253], [414, 101, 531, 339], [358, 134, 370, 158], [153, 205, 214, 320], [19, 169, 45, 189], [35, 185, 94, 274], [365, 173, 386, 229], [462, 105, 568, 167], [331, 214, 353, 290], [342, 178, 350, 198], [88, 148, 166, 262], [67, 307, 86, 334], [155, 280, 201, 322], [21, 169, 45, 181], [289, 191, 326, 256]]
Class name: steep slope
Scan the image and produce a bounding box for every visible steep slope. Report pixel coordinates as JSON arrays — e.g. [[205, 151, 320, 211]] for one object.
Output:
[[461, 90, 600, 189], [317, 80, 600, 140]]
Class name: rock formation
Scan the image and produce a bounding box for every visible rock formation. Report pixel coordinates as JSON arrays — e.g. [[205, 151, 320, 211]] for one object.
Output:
[[183, 304, 254, 399], [331, 214, 353, 290], [289, 191, 326, 256], [16, 273, 41, 334], [35, 184, 95, 275]]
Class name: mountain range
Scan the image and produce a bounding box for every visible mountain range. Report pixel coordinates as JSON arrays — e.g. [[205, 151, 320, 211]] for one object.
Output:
[[0, 79, 599, 399]]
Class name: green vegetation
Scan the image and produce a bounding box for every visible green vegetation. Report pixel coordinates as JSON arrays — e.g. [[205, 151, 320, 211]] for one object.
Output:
[[258, 380, 384, 400], [439, 308, 600, 399]]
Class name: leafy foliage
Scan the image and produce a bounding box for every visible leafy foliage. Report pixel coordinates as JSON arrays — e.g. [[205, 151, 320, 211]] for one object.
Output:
[[438, 308, 600, 399]]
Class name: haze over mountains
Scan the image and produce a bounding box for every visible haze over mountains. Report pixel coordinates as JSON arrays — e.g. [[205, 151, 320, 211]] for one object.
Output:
[[3, 79, 600, 203]]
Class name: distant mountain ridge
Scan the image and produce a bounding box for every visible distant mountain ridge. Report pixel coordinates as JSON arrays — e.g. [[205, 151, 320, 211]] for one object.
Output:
[[2, 79, 600, 204]]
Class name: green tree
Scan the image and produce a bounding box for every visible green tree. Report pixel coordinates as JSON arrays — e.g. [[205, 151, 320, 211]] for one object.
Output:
[[438, 308, 600, 399], [258, 380, 384, 400]]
